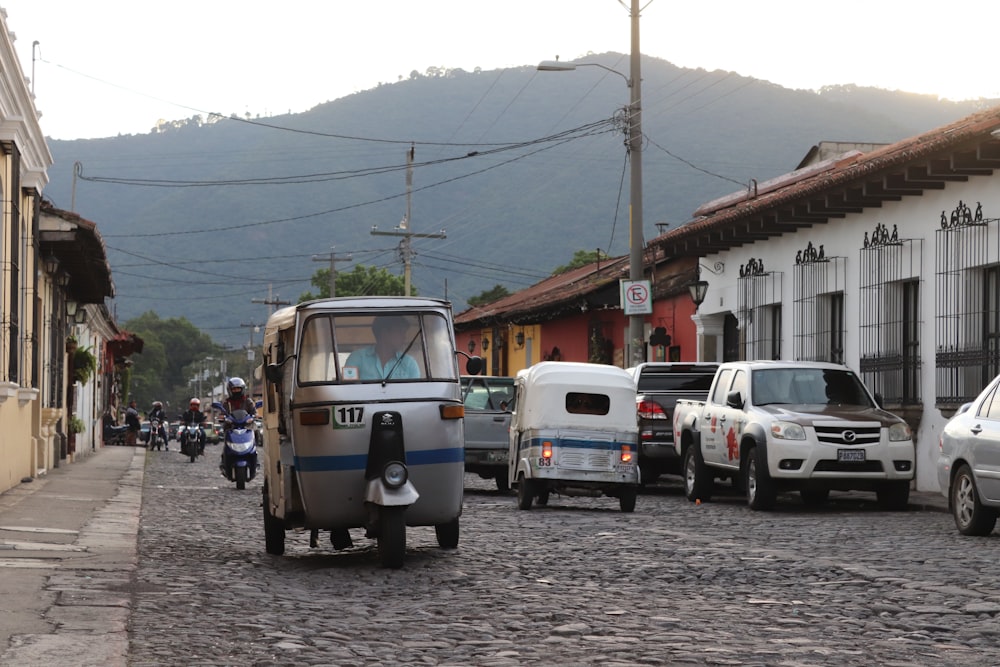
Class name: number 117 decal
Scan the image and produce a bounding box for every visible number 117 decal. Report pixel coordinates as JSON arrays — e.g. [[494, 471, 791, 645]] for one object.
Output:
[[334, 406, 365, 429]]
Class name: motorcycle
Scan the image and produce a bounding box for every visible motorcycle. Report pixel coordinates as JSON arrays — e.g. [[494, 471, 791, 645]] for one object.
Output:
[[179, 423, 205, 463], [213, 402, 258, 490], [148, 417, 166, 451]]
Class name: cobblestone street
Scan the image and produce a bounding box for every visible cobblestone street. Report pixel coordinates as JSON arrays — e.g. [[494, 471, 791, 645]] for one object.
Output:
[[130, 446, 1000, 666]]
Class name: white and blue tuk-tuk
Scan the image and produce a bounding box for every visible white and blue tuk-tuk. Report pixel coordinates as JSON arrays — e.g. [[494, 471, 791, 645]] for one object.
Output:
[[508, 361, 640, 512], [260, 297, 478, 568]]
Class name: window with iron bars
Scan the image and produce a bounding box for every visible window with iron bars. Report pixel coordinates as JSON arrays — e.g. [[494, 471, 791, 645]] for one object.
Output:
[[934, 202, 1000, 407], [737, 260, 783, 360], [859, 224, 922, 406], [793, 255, 847, 363]]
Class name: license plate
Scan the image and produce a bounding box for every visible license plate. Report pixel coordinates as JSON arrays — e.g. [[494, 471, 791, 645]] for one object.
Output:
[[838, 449, 866, 462]]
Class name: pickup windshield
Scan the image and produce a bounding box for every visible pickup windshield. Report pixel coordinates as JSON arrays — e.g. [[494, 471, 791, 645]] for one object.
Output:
[[752, 368, 873, 407]]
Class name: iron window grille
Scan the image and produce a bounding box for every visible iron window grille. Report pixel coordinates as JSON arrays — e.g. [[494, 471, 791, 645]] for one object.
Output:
[[934, 200, 1000, 407], [793, 244, 847, 363], [737, 258, 783, 360], [859, 223, 922, 406]]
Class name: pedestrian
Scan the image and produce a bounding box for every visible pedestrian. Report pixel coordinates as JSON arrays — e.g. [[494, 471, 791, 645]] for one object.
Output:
[[124, 400, 141, 446]]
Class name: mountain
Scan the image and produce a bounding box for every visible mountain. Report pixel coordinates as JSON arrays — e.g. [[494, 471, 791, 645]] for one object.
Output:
[[41, 53, 993, 348]]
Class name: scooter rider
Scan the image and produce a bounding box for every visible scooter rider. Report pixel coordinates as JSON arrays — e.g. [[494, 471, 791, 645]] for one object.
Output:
[[179, 397, 207, 454], [148, 400, 169, 450], [219, 377, 256, 471]]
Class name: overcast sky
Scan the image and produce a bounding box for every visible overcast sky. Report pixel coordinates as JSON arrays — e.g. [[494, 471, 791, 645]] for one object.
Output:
[[6, 0, 998, 140]]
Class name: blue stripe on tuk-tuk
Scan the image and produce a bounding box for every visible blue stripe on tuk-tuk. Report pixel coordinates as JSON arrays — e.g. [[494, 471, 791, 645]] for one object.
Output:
[[294, 447, 464, 472]]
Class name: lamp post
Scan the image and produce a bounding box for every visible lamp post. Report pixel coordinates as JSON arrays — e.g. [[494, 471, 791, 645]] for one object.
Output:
[[538, 0, 645, 366]]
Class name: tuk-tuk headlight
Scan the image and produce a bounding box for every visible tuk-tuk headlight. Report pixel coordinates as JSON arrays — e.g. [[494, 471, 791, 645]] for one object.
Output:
[[382, 461, 408, 489]]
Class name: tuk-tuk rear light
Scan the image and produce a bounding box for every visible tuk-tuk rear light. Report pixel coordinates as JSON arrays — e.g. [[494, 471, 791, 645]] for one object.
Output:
[[440, 404, 465, 420], [620, 444, 633, 463], [542, 441, 553, 459], [299, 409, 330, 426], [382, 461, 408, 489]]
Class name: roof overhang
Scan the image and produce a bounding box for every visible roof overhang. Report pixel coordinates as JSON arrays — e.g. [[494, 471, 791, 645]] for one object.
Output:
[[38, 201, 115, 303]]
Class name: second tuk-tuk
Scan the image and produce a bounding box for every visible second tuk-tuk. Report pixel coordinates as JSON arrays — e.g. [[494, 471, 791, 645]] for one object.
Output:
[[507, 361, 640, 512], [259, 297, 478, 568]]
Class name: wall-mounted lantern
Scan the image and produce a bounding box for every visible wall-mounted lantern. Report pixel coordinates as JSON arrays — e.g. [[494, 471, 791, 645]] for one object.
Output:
[[481, 337, 490, 351], [467, 339, 476, 353], [515, 331, 525, 348]]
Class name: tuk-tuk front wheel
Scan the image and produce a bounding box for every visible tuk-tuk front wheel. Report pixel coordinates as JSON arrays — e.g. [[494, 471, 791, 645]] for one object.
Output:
[[516, 474, 534, 510], [377, 506, 406, 569], [435, 518, 459, 549], [262, 485, 285, 556]]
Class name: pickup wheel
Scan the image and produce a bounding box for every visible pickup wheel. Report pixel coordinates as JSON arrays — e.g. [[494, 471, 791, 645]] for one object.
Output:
[[683, 444, 713, 503], [876, 480, 911, 511], [745, 445, 776, 511]]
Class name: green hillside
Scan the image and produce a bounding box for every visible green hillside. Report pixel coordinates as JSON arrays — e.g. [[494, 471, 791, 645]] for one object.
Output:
[[41, 53, 991, 348]]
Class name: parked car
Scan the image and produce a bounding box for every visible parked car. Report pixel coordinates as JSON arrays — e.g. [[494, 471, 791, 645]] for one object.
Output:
[[938, 373, 1000, 535], [627, 362, 718, 483], [139, 421, 151, 444], [461, 375, 515, 491], [204, 422, 222, 444], [168, 422, 179, 441]]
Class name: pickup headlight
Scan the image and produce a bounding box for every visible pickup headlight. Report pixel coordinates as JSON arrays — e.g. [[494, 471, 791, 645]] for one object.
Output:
[[888, 422, 912, 442], [770, 420, 806, 440]]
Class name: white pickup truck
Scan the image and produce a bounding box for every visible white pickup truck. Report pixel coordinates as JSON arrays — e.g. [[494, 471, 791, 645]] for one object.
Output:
[[672, 361, 915, 510]]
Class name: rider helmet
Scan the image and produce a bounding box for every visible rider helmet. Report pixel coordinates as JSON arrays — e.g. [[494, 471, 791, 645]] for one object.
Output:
[[227, 377, 246, 401], [153, 401, 163, 409], [189, 397, 201, 409]]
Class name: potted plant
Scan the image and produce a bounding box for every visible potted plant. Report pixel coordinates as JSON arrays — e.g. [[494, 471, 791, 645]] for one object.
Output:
[[68, 415, 86, 435], [73, 346, 98, 385]]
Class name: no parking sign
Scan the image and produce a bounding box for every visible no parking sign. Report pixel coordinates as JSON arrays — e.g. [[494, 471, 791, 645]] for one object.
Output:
[[620, 280, 652, 315]]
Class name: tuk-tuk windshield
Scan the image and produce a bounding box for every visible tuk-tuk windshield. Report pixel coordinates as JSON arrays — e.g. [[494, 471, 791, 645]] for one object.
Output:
[[297, 311, 457, 384]]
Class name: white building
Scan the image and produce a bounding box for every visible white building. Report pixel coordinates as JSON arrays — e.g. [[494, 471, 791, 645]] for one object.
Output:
[[650, 104, 1000, 492]]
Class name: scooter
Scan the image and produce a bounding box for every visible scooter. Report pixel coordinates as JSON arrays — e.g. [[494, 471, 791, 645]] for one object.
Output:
[[213, 402, 257, 490], [179, 424, 205, 463]]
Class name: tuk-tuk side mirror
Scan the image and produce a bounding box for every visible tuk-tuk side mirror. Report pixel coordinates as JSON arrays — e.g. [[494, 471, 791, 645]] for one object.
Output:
[[265, 364, 283, 383], [465, 356, 484, 376], [264, 354, 295, 383]]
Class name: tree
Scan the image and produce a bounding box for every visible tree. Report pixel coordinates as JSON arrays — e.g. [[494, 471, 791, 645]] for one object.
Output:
[[123, 311, 219, 413], [468, 285, 510, 307], [298, 264, 413, 302], [552, 249, 610, 275]]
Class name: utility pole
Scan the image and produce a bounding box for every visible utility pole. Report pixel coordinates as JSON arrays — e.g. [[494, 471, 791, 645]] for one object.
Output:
[[311, 247, 352, 297], [371, 145, 445, 296], [240, 321, 261, 381], [251, 285, 291, 314]]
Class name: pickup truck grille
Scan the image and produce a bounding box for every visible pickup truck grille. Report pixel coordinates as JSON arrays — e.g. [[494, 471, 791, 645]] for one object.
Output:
[[813, 424, 881, 446]]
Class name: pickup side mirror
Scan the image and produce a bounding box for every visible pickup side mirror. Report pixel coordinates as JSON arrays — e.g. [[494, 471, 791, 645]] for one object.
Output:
[[726, 390, 744, 409]]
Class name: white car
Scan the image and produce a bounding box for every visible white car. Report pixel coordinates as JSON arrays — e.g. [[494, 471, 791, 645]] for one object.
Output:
[[938, 373, 1000, 535]]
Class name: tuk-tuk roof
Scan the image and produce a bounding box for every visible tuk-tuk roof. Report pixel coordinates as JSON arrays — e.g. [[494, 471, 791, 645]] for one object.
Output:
[[516, 361, 635, 390], [513, 362, 638, 433], [264, 296, 452, 335]]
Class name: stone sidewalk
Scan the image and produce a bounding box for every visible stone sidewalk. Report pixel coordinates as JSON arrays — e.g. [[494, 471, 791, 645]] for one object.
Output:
[[0, 445, 144, 667]]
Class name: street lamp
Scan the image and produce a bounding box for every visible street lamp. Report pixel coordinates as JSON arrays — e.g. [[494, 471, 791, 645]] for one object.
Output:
[[537, 0, 645, 366]]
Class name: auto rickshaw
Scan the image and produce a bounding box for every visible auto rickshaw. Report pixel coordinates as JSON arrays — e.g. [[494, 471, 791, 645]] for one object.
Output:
[[508, 361, 640, 512], [259, 297, 479, 568]]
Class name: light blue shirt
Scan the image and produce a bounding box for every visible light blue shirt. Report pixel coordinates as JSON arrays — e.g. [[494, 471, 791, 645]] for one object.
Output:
[[344, 346, 420, 380]]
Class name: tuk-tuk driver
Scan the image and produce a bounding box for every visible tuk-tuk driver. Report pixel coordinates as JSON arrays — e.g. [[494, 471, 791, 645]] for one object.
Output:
[[344, 315, 421, 380]]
